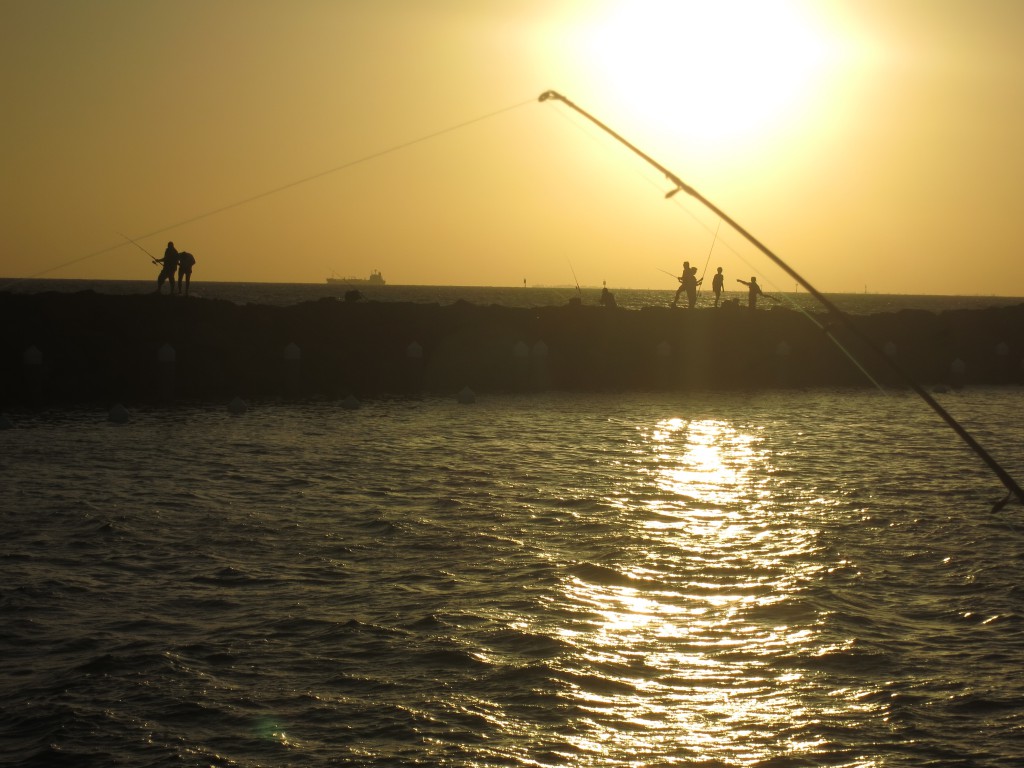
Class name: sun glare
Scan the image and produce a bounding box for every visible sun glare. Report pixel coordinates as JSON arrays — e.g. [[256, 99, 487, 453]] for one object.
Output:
[[542, 414, 835, 762], [579, 0, 838, 154]]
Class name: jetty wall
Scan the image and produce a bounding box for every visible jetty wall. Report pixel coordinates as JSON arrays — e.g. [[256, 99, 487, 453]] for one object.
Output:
[[2, 291, 1023, 405]]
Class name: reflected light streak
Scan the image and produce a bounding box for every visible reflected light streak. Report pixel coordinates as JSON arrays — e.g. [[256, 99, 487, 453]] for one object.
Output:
[[647, 418, 767, 514], [545, 415, 880, 765]]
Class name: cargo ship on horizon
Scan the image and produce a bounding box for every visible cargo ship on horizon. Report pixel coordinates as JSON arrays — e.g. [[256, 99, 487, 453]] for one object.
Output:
[[326, 270, 385, 286]]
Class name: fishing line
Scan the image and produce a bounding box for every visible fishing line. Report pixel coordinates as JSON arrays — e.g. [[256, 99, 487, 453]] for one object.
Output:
[[539, 89, 1023, 509], [549, 105, 797, 311], [567, 259, 583, 301], [513, 93, 885, 392], [548, 93, 891, 381], [694, 232, 888, 392], [634, 145, 888, 390], [3, 98, 537, 289], [647, 165, 888, 390], [546, 101, 728, 258], [118, 233, 158, 264], [696, 218, 721, 300]]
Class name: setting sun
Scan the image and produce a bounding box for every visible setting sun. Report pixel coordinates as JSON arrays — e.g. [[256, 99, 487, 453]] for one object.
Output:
[[577, 0, 840, 155]]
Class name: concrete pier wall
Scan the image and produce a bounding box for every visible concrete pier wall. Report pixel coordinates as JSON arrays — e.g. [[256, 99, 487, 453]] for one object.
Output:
[[2, 291, 1023, 405]]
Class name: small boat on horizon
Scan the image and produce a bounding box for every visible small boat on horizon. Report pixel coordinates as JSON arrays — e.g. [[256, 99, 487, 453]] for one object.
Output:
[[327, 270, 385, 286]]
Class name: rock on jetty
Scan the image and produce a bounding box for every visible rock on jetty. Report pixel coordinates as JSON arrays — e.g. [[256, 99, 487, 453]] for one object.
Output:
[[2, 291, 1023, 405]]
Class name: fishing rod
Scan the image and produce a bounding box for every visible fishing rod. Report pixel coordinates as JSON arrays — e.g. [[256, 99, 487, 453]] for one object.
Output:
[[657, 267, 682, 282], [568, 259, 583, 302], [696, 219, 721, 300], [119, 232, 159, 264], [539, 89, 1023, 510]]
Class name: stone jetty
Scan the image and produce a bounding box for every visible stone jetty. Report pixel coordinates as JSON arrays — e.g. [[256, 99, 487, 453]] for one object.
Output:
[[2, 290, 1023, 405]]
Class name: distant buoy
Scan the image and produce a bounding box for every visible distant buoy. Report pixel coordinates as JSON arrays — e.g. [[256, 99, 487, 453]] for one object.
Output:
[[108, 403, 130, 423], [457, 385, 476, 404], [341, 394, 361, 410], [228, 396, 248, 414]]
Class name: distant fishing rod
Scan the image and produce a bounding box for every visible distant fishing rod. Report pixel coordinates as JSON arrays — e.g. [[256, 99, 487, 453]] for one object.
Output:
[[697, 219, 721, 299], [568, 259, 583, 301], [539, 89, 1023, 510], [657, 267, 682, 282], [119, 233, 159, 264]]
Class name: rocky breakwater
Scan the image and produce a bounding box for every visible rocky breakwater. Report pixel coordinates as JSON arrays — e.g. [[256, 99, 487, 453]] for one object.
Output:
[[2, 290, 1023, 406]]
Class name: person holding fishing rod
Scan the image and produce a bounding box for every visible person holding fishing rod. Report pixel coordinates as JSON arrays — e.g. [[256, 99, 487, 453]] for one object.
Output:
[[155, 241, 180, 295], [736, 276, 770, 309], [671, 261, 702, 308]]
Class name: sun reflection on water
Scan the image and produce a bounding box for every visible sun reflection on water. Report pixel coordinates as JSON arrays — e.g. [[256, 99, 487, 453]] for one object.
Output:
[[649, 417, 768, 512], [546, 416, 873, 765]]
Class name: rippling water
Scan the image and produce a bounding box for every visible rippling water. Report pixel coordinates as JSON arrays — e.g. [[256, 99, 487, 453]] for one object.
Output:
[[2, 389, 1023, 766]]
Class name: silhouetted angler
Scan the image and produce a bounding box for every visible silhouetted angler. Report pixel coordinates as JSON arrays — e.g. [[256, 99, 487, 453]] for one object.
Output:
[[177, 251, 196, 295], [155, 242, 179, 294], [736, 276, 763, 309], [671, 262, 701, 308], [684, 266, 702, 308], [712, 267, 724, 307]]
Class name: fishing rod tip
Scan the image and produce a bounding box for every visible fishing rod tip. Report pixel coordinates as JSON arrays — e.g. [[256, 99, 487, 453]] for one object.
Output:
[[538, 90, 561, 103]]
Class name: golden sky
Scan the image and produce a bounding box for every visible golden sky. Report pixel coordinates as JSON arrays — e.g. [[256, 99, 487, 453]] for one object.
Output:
[[3, 0, 1023, 295]]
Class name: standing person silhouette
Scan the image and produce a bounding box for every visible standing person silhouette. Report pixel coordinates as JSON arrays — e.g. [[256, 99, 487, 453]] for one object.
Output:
[[711, 267, 724, 307], [736, 276, 763, 309], [177, 251, 196, 295], [155, 242, 179, 294], [671, 261, 690, 308], [672, 262, 703, 308], [599, 284, 617, 307], [685, 266, 702, 308]]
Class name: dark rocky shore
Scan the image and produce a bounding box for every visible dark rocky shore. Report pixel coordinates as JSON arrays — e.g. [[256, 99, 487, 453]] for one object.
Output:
[[2, 291, 1023, 406]]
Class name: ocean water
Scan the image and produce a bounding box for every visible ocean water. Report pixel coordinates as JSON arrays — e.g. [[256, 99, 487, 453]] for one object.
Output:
[[4, 277, 1024, 315], [2, 388, 1023, 767]]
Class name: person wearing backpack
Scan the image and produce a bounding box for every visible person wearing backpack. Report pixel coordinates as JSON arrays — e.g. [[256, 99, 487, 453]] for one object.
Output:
[[177, 251, 197, 295]]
